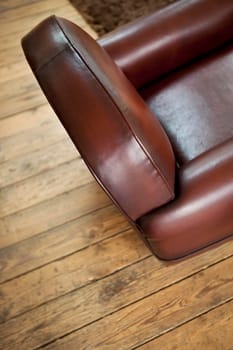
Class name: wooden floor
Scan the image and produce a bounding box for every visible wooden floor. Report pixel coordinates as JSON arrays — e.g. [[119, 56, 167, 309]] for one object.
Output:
[[0, 1, 233, 349]]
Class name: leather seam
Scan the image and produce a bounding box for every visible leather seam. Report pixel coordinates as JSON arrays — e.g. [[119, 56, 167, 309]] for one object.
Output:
[[34, 16, 68, 74], [34, 47, 67, 74]]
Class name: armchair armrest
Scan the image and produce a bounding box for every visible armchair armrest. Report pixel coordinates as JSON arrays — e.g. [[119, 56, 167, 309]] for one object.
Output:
[[22, 15, 175, 221], [139, 138, 233, 259], [99, 0, 233, 89]]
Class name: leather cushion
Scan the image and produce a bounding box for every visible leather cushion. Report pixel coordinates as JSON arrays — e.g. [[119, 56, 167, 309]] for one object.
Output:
[[22, 16, 175, 220], [100, 0, 233, 89], [139, 138, 233, 260], [141, 43, 233, 164]]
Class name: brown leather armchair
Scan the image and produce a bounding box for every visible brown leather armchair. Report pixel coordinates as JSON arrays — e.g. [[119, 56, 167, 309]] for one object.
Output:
[[22, 0, 233, 260]]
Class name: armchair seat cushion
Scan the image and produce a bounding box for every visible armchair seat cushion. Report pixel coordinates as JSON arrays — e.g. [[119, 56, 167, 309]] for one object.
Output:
[[139, 138, 233, 260], [141, 43, 233, 165]]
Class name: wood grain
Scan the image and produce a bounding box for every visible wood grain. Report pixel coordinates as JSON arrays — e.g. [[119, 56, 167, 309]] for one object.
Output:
[[43, 257, 233, 350], [0, 256, 232, 349], [0, 181, 111, 248], [0, 72, 46, 119], [0, 229, 149, 322], [1, 236, 233, 322], [138, 300, 233, 350], [0, 111, 66, 163], [0, 104, 53, 139], [0, 138, 78, 187], [0, 158, 94, 217], [0, 205, 129, 283], [0, 0, 40, 12]]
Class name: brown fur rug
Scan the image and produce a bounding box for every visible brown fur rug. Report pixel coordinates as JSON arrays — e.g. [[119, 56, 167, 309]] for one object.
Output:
[[70, 0, 179, 36]]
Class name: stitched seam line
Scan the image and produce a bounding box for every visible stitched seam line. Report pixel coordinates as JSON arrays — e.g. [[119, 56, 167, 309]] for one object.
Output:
[[34, 16, 68, 74], [35, 47, 67, 74]]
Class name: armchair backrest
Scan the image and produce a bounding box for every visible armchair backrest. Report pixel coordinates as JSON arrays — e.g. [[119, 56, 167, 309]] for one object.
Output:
[[22, 16, 175, 221], [100, 0, 233, 89]]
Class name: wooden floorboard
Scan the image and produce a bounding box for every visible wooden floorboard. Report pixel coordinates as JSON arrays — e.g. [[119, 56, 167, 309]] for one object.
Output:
[[1, 256, 231, 350], [137, 300, 233, 350], [0, 205, 129, 284], [0, 1, 232, 349], [0, 139, 78, 187], [40, 257, 233, 350], [0, 229, 148, 321], [0, 110, 66, 163], [0, 158, 94, 217], [0, 104, 55, 139], [0, 181, 111, 248]]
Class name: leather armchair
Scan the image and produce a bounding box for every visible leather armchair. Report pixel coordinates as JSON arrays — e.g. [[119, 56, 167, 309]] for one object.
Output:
[[22, 0, 233, 260]]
